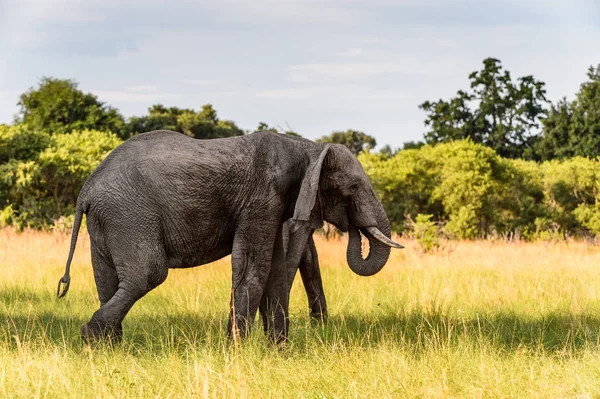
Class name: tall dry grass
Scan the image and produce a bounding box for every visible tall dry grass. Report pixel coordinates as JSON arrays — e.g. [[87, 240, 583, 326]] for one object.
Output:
[[2, 229, 600, 398]]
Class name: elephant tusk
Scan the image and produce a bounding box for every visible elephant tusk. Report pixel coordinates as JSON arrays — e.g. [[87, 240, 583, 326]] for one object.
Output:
[[365, 226, 404, 249]]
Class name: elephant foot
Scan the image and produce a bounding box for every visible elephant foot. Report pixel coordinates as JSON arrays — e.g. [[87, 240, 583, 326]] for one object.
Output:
[[81, 320, 123, 345]]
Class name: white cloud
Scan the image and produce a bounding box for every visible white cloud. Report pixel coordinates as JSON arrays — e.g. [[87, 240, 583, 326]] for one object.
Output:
[[94, 89, 178, 103], [126, 85, 158, 93], [182, 79, 218, 86], [214, 90, 242, 97], [351, 92, 413, 100], [337, 48, 363, 57], [357, 38, 382, 44], [255, 88, 316, 99], [288, 61, 432, 82], [209, 0, 361, 25]]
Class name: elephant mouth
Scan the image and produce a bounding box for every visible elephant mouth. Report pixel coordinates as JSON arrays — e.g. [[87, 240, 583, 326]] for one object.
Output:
[[344, 210, 402, 248]]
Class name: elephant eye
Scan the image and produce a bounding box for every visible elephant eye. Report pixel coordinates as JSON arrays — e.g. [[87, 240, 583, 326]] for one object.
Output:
[[349, 183, 359, 193]]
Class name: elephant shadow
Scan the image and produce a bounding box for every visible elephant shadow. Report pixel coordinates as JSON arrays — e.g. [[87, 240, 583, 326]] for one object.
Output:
[[309, 310, 600, 354], [2, 288, 599, 354]]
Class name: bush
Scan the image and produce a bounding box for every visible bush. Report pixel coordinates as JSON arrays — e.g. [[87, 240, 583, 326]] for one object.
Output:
[[359, 140, 600, 240], [0, 126, 121, 229], [409, 213, 440, 253]]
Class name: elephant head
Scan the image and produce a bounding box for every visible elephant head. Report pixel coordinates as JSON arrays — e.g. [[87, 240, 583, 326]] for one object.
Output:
[[293, 143, 403, 276]]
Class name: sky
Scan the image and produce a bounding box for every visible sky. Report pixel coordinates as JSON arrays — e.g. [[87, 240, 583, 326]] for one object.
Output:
[[0, 0, 599, 149]]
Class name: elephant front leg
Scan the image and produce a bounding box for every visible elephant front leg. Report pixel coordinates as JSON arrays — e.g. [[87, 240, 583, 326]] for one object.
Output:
[[228, 230, 276, 340], [259, 228, 289, 343]]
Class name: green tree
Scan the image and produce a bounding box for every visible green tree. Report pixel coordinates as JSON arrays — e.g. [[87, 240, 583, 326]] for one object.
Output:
[[317, 130, 376, 156], [0, 124, 51, 163], [401, 141, 425, 150], [378, 144, 397, 158], [17, 77, 125, 137], [256, 122, 302, 137], [256, 122, 278, 133], [124, 104, 244, 139], [0, 128, 121, 229], [537, 65, 600, 160], [420, 58, 548, 159]]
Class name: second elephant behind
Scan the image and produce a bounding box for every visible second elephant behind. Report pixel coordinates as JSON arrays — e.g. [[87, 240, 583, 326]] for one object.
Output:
[[283, 220, 327, 323]]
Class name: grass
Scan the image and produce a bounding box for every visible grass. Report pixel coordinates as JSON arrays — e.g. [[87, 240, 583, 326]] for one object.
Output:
[[2, 229, 600, 398]]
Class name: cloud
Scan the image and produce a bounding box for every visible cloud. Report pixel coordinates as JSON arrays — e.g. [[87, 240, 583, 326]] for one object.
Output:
[[182, 79, 218, 86], [337, 48, 363, 57], [288, 62, 423, 82], [126, 85, 158, 93], [357, 38, 382, 44], [94, 87, 178, 103], [351, 92, 413, 100], [208, 0, 361, 25], [255, 88, 316, 99]]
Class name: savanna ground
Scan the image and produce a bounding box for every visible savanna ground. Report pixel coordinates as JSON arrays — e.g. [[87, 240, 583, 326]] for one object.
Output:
[[2, 229, 600, 398]]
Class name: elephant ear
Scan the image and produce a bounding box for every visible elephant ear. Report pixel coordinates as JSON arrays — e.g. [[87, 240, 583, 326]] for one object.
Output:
[[293, 144, 330, 228]]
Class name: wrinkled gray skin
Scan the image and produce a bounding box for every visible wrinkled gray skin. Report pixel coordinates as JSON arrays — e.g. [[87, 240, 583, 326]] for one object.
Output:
[[58, 130, 402, 343], [283, 220, 327, 322]]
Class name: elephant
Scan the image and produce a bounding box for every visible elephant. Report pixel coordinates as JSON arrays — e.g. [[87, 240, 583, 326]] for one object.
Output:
[[57, 130, 403, 343], [283, 219, 327, 322]]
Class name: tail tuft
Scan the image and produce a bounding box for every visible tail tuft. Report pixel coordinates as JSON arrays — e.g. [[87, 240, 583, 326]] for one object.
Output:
[[57, 275, 71, 298], [57, 201, 84, 299]]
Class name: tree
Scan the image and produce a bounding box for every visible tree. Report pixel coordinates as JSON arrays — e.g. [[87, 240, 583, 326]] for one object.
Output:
[[537, 65, 600, 160], [0, 127, 121, 229], [378, 144, 396, 158], [256, 122, 278, 133], [124, 104, 244, 139], [401, 141, 425, 150], [256, 122, 302, 137], [316, 130, 376, 156], [17, 77, 125, 137], [420, 58, 548, 159]]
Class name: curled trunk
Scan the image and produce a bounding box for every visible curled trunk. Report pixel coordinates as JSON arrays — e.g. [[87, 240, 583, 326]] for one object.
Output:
[[346, 203, 394, 276]]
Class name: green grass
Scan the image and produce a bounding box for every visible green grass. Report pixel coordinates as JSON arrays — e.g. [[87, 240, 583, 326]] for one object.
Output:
[[2, 230, 600, 398]]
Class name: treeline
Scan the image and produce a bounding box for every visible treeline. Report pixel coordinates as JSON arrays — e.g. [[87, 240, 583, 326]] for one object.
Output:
[[1, 57, 600, 238], [361, 140, 600, 241]]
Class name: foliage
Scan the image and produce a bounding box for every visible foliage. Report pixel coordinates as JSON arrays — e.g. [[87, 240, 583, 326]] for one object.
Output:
[[0, 125, 121, 230], [4, 64, 600, 238], [124, 104, 244, 139], [537, 65, 600, 160], [16, 77, 125, 137], [317, 129, 376, 156], [256, 122, 302, 137], [401, 141, 425, 150], [408, 213, 440, 253], [420, 58, 548, 159], [0, 124, 51, 163], [360, 140, 600, 239]]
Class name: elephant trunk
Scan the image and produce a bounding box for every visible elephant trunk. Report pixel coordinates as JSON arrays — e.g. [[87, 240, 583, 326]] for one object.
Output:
[[346, 203, 402, 276]]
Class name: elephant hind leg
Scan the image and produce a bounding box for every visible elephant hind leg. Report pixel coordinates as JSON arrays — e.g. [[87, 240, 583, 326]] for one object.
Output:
[[82, 239, 169, 344], [299, 238, 327, 322], [89, 245, 122, 341], [259, 228, 289, 344]]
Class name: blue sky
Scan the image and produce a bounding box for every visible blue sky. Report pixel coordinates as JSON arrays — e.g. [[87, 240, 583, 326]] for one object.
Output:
[[0, 0, 599, 148]]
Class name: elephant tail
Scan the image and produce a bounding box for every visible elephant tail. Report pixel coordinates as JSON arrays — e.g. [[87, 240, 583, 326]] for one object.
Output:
[[56, 200, 86, 298]]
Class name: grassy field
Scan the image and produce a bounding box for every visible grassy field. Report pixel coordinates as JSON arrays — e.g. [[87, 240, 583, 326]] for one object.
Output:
[[2, 229, 600, 398]]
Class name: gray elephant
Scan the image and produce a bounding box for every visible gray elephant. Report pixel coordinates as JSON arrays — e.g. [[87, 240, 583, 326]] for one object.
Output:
[[283, 220, 327, 322], [57, 130, 403, 343]]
